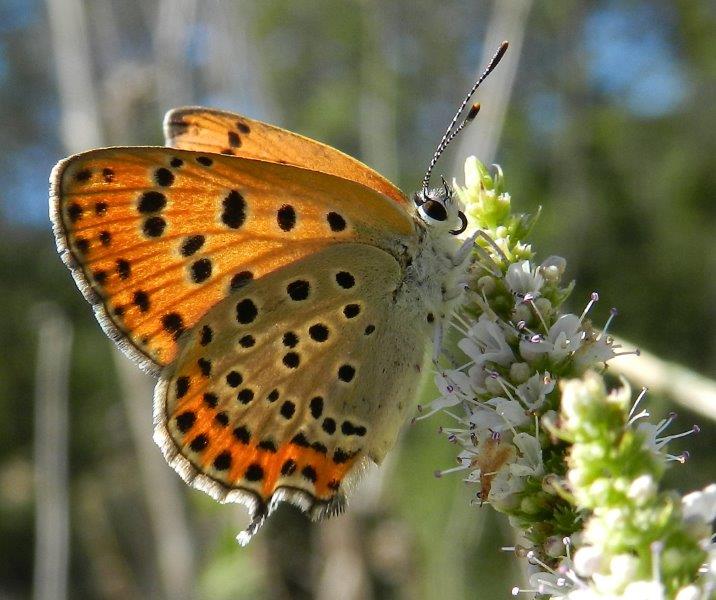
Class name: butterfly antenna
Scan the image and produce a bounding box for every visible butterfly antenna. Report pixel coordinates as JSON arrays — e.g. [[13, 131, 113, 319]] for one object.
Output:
[[421, 40, 509, 193]]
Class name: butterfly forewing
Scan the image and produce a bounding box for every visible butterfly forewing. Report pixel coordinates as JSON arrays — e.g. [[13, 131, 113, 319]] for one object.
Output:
[[164, 107, 409, 207], [155, 244, 428, 542], [51, 147, 414, 373]]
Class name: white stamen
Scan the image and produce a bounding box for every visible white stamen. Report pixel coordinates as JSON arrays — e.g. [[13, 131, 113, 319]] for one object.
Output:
[[651, 541, 664, 583], [629, 387, 649, 419], [599, 307, 618, 338], [628, 409, 650, 426], [435, 464, 470, 477], [579, 291, 600, 322], [656, 426, 699, 448], [614, 348, 641, 358]]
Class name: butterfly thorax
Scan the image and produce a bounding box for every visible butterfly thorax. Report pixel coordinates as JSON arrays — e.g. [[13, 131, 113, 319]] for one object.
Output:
[[396, 213, 467, 320]]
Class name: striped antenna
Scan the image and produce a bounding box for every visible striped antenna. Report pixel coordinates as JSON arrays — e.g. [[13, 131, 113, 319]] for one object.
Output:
[[421, 41, 509, 193]]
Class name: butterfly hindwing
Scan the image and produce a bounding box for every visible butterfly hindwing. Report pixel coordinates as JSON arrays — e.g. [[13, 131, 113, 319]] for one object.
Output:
[[50, 147, 414, 373], [154, 243, 430, 543], [164, 107, 409, 207]]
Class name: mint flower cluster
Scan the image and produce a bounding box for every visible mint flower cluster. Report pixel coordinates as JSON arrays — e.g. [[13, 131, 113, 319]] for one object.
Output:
[[526, 374, 714, 599], [421, 158, 715, 598]]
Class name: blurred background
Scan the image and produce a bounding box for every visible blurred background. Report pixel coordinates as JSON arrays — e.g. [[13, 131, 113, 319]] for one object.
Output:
[[1, 0, 715, 598]]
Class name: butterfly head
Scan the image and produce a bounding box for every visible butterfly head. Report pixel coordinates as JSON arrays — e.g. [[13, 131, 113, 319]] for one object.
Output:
[[413, 176, 468, 235]]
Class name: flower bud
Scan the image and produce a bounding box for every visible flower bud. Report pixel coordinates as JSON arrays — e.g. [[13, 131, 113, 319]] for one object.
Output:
[[485, 377, 503, 396], [476, 275, 496, 295], [513, 303, 532, 325], [534, 297, 552, 320], [543, 536, 566, 558], [509, 362, 530, 384]]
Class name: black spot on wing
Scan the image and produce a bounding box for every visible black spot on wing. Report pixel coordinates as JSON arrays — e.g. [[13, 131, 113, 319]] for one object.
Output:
[[143, 216, 166, 237], [162, 313, 184, 340], [230, 271, 253, 290], [154, 168, 174, 187], [116, 259, 131, 279], [228, 131, 241, 147], [189, 258, 212, 283], [221, 190, 246, 229], [181, 235, 205, 257], [286, 280, 310, 301], [236, 299, 258, 324], [327, 212, 346, 232], [138, 191, 167, 213], [277, 204, 296, 231]]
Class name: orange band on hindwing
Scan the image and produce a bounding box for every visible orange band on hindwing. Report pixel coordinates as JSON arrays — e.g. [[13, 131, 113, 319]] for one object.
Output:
[[170, 387, 359, 504]]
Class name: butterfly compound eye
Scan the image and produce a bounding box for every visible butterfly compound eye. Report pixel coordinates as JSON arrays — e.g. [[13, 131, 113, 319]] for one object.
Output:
[[419, 199, 448, 223]]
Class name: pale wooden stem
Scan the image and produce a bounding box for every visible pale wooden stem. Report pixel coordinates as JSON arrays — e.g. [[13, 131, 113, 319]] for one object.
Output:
[[45, 0, 103, 152], [153, 0, 197, 111], [609, 336, 716, 422], [32, 304, 73, 600], [112, 352, 196, 600], [451, 0, 533, 171], [359, 0, 399, 183]]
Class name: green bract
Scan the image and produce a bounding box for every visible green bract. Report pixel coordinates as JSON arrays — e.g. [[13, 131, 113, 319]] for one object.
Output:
[[558, 375, 710, 599]]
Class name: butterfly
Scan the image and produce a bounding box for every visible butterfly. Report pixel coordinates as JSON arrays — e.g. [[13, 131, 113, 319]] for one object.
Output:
[[50, 43, 508, 544]]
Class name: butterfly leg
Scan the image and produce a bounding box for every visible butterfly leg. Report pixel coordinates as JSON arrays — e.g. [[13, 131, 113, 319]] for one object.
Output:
[[452, 229, 481, 266]]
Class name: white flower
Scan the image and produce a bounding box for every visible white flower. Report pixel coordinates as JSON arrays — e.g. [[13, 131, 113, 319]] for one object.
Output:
[[467, 402, 511, 433], [512, 432, 544, 476], [463, 155, 481, 190], [526, 571, 573, 596], [636, 415, 698, 463], [674, 585, 703, 600], [627, 475, 657, 504], [572, 337, 617, 372], [486, 397, 530, 429], [435, 369, 472, 399], [540, 255, 567, 282], [546, 315, 585, 363], [682, 484, 716, 525], [573, 545, 603, 577], [488, 466, 524, 503], [458, 313, 515, 368], [620, 580, 665, 599], [415, 372, 465, 420], [466, 363, 489, 395], [505, 260, 544, 297], [560, 373, 605, 422], [519, 314, 584, 364], [516, 371, 555, 410], [608, 554, 639, 588]]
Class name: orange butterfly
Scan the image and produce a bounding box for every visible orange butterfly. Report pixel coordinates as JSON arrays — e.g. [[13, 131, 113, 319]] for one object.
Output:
[[50, 43, 507, 543]]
